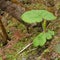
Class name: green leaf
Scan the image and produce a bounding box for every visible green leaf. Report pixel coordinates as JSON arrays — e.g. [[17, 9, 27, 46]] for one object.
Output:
[[46, 30, 54, 40], [33, 30, 55, 47], [33, 32, 46, 47], [21, 10, 42, 24], [21, 10, 56, 24], [41, 10, 56, 20], [48, 30, 55, 36], [39, 35, 46, 46], [46, 32, 52, 40], [33, 38, 40, 47]]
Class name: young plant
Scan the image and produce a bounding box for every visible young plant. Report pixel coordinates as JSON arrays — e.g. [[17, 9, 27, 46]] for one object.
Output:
[[21, 10, 56, 47]]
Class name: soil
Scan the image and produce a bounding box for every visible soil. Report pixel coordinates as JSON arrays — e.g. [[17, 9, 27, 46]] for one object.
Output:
[[0, 0, 60, 60]]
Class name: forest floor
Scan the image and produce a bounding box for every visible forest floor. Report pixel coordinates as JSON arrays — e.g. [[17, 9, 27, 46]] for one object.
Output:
[[0, 1, 60, 60]]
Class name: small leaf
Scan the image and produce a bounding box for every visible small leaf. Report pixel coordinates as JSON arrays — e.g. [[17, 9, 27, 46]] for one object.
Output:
[[39, 35, 46, 46], [46, 30, 54, 40], [33, 32, 46, 47], [33, 38, 40, 47], [48, 30, 55, 36], [33, 32, 43, 47], [46, 32, 52, 40]]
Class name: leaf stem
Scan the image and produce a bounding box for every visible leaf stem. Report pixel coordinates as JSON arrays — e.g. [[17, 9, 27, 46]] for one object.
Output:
[[42, 20, 47, 32]]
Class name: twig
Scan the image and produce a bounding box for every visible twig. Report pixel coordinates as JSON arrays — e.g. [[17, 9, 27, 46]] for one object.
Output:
[[16, 42, 33, 55], [0, 16, 9, 45]]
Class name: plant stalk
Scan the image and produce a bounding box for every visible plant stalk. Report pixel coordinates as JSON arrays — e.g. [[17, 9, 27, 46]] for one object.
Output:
[[42, 20, 47, 32]]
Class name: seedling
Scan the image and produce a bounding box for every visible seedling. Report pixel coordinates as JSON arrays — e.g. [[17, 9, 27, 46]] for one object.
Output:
[[21, 10, 56, 47]]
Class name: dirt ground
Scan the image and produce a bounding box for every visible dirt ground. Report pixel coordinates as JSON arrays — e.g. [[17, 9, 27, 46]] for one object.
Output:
[[0, 0, 60, 60]]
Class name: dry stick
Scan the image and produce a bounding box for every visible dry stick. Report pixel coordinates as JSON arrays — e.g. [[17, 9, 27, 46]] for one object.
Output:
[[0, 16, 9, 44], [54, 0, 58, 17], [17, 42, 33, 55], [15, 42, 33, 60], [0, 32, 4, 39]]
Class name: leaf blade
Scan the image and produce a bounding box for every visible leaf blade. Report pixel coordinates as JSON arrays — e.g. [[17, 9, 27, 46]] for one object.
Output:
[[33, 32, 46, 47], [21, 10, 42, 24]]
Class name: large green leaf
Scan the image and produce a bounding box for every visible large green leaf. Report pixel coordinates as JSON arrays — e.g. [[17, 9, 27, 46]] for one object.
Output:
[[33, 32, 46, 47], [21, 10, 56, 24], [21, 10, 42, 24], [41, 10, 56, 20]]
